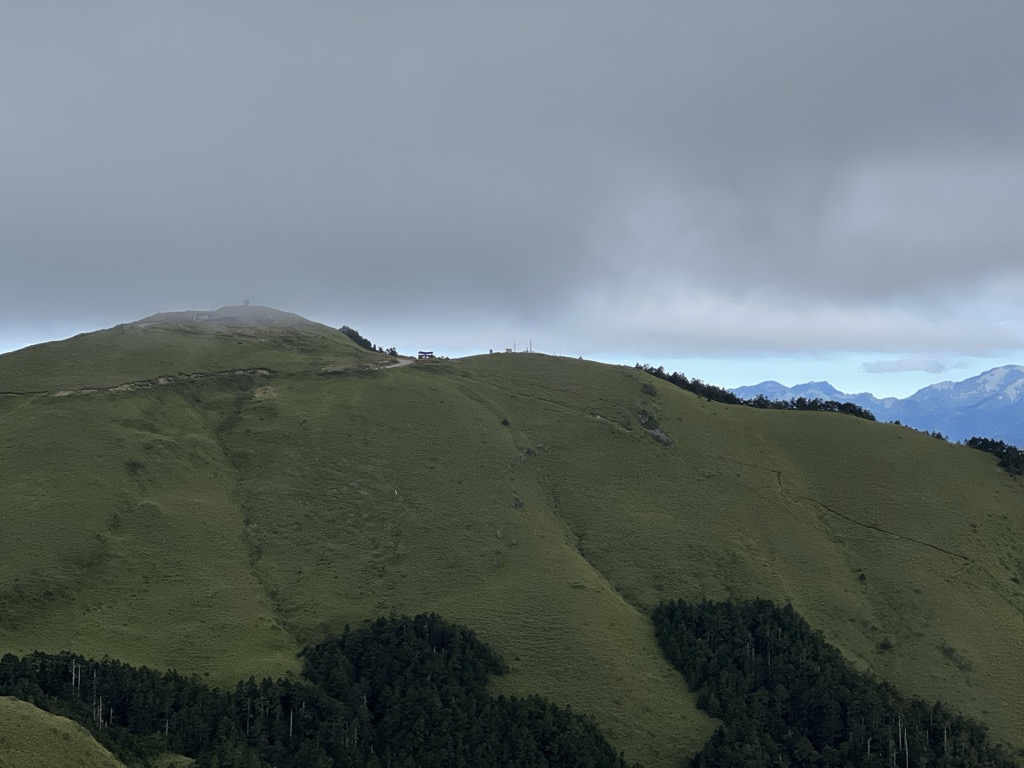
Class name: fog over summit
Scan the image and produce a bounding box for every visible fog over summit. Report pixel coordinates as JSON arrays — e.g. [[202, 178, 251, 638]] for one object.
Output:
[[134, 305, 325, 329]]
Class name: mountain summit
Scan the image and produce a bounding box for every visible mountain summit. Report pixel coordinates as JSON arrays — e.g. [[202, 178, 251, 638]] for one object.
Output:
[[0, 305, 382, 394], [134, 304, 326, 329]]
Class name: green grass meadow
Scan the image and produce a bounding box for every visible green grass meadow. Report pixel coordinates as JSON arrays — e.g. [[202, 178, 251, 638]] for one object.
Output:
[[0, 697, 127, 768], [0, 322, 379, 393], [2, 328, 1024, 765]]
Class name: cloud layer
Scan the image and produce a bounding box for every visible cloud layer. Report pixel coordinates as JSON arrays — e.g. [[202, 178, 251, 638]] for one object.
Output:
[[3, 3, 1024, 363], [861, 357, 972, 375]]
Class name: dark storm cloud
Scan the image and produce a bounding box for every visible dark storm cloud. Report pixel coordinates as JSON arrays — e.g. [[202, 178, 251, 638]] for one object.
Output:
[[3, 2, 1024, 358]]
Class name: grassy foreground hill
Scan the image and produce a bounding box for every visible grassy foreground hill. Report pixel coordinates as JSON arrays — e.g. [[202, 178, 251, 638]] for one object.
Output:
[[0, 696, 126, 768], [1, 308, 1023, 766]]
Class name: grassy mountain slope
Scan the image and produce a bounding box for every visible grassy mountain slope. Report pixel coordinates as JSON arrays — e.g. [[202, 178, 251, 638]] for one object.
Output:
[[0, 696, 126, 768], [0, 305, 381, 393], [2, 321, 1023, 765]]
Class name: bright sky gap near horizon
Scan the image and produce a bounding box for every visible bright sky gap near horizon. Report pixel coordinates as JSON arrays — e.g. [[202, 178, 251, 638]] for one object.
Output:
[[3, 4, 1023, 399]]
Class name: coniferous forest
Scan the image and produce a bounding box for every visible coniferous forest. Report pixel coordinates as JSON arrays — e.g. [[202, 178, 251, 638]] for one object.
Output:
[[2, 605, 1019, 766], [652, 599, 1017, 768], [964, 436, 1024, 476], [0, 614, 631, 768]]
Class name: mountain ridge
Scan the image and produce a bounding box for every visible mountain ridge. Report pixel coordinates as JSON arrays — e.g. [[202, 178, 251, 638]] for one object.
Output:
[[3, 312, 1024, 765], [133, 303, 329, 330], [733, 364, 1024, 443], [0, 305, 385, 394]]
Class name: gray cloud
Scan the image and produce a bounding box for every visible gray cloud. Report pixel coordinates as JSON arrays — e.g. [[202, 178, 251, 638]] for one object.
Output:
[[862, 357, 973, 375], [3, 3, 1024, 361]]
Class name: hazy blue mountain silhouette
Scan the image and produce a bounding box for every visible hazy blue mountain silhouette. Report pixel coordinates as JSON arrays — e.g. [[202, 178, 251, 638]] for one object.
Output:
[[732, 365, 1024, 444]]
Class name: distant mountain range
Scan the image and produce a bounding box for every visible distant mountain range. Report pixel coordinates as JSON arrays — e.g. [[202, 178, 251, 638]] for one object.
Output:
[[732, 365, 1024, 445]]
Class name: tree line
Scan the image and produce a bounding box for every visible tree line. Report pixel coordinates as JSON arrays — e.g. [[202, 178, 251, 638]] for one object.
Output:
[[0, 613, 631, 768], [652, 598, 1017, 768], [5, 604, 1015, 767], [964, 436, 1024, 476], [636, 365, 876, 421], [636, 363, 1024, 477], [340, 326, 397, 357]]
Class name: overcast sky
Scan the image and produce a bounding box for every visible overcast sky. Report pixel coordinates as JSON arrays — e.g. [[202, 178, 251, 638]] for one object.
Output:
[[3, 3, 1023, 397]]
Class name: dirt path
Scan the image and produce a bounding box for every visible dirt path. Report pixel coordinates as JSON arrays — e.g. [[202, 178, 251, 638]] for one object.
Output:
[[50, 368, 273, 397], [44, 357, 420, 398]]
